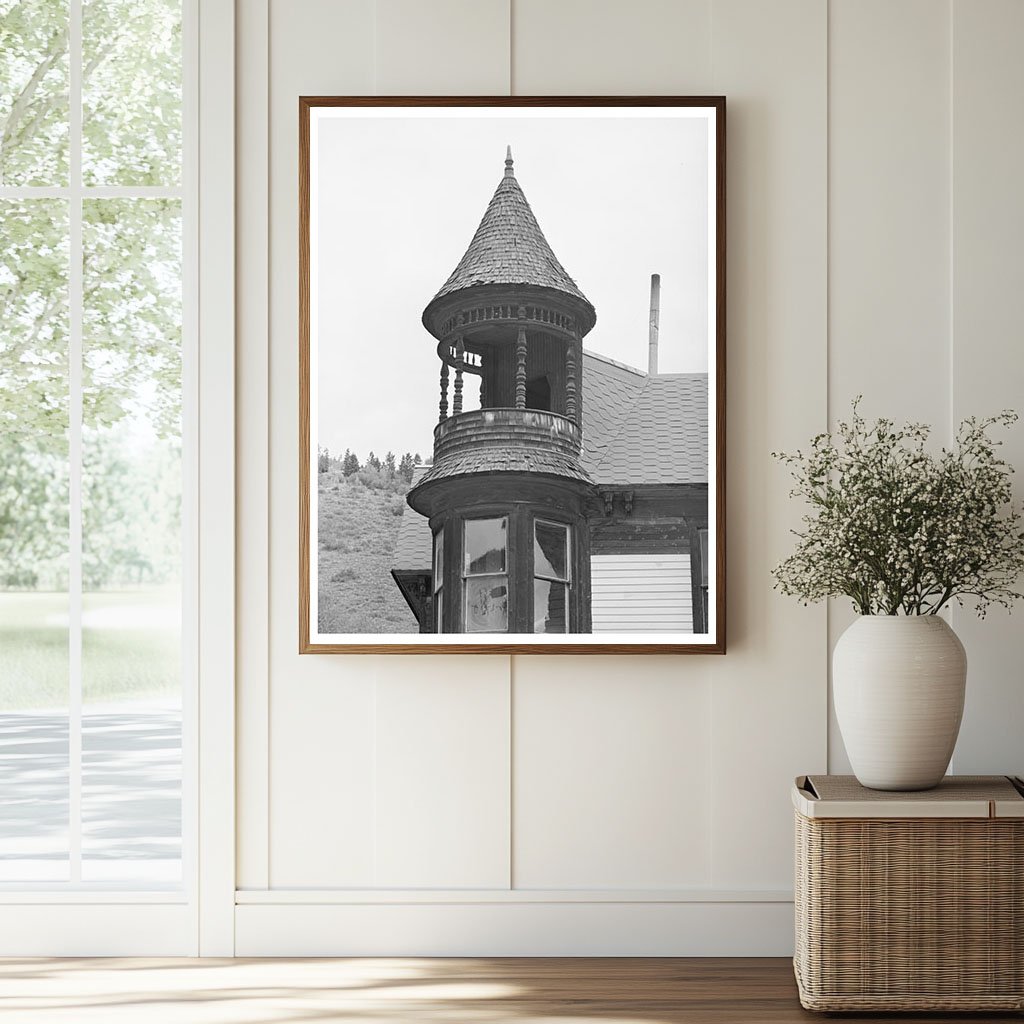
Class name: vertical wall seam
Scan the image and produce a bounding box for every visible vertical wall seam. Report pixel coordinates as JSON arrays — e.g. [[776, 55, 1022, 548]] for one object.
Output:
[[371, 672, 379, 887], [948, 0, 954, 448], [508, 0, 515, 95], [507, 0, 514, 886], [709, 0, 714, 92], [236, 0, 271, 894], [946, 0, 957, 747], [372, 0, 378, 95], [947, 0, 955, 449], [262, 0, 272, 890], [824, 0, 832, 772], [508, 655, 515, 889], [707, 0, 715, 888]]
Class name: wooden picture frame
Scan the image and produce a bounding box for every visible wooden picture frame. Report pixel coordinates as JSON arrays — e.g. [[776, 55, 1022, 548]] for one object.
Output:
[[300, 96, 726, 654]]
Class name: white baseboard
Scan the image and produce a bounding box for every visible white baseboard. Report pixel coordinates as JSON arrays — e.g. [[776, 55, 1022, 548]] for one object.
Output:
[[0, 904, 196, 956], [235, 899, 795, 956]]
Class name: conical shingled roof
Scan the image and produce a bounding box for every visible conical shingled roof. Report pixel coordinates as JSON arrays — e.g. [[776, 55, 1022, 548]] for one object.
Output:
[[424, 149, 596, 334]]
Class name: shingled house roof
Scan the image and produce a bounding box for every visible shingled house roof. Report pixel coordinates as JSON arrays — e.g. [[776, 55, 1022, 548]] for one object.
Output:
[[392, 465, 433, 571], [583, 355, 708, 487], [392, 351, 709, 574], [424, 150, 596, 332]]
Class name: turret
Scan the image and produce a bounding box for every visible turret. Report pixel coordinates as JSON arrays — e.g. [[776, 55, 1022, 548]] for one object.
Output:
[[408, 149, 596, 634]]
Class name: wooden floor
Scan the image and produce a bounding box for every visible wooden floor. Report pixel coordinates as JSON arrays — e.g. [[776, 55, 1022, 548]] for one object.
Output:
[[0, 957, 1019, 1023]]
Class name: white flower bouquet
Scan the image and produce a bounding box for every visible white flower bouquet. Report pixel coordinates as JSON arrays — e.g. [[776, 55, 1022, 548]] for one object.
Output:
[[772, 401, 1024, 616]]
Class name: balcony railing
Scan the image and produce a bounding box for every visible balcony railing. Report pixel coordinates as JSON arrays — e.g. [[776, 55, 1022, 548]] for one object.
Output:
[[433, 408, 582, 463]]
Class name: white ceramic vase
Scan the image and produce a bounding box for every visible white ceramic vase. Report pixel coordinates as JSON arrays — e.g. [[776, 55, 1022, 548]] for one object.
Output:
[[833, 615, 967, 791]]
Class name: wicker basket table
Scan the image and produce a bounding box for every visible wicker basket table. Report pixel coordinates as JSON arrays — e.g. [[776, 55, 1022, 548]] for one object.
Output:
[[793, 774, 1024, 1012]]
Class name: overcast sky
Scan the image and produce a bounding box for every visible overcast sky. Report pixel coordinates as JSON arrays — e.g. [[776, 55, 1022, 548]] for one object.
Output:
[[315, 110, 710, 460]]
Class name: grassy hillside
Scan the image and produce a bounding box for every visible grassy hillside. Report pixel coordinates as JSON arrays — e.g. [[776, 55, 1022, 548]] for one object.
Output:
[[317, 470, 419, 634]]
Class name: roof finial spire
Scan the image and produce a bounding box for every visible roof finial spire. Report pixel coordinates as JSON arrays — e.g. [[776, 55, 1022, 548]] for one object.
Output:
[[504, 145, 514, 177]]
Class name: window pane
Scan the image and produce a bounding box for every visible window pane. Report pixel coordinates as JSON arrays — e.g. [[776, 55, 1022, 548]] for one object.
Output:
[[534, 520, 568, 581], [81, 197, 182, 883], [433, 529, 443, 593], [0, 0, 69, 185], [465, 577, 508, 633], [0, 198, 70, 879], [533, 579, 566, 634], [464, 518, 506, 575], [433, 528, 443, 632], [82, 0, 181, 186]]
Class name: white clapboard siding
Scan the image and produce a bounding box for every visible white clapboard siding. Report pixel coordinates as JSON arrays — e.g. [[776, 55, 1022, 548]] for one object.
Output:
[[590, 554, 693, 634]]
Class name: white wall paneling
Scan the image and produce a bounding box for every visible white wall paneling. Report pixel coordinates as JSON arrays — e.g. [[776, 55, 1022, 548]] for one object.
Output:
[[264, 0, 375, 890], [949, 0, 1024, 778], [827, 0, 952, 774], [197, 0, 237, 956], [707, 0, 829, 891], [513, 657, 712, 889], [512, 0, 712, 95], [828, 0, 951, 426], [263, 0, 515, 897], [235, 0, 270, 893], [375, 0, 511, 95], [232, 0, 1024, 956], [374, 660, 511, 889], [0, 905, 196, 958]]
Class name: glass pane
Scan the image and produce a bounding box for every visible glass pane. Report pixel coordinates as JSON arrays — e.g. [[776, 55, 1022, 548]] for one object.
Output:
[[433, 528, 443, 593], [0, 0, 70, 185], [534, 520, 568, 581], [82, 0, 182, 186], [433, 529, 443, 631], [464, 518, 506, 576], [81, 198, 182, 884], [0, 198, 70, 879], [533, 579, 567, 634], [465, 577, 508, 633]]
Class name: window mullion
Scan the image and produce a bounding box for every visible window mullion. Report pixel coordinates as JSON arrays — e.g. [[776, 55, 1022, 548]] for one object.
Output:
[[67, 0, 84, 885]]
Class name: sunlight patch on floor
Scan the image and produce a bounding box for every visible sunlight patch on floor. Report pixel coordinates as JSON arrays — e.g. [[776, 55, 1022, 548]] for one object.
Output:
[[0, 958, 681, 1024]]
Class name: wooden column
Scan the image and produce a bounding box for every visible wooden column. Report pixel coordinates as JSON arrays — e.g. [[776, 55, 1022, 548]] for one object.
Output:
[[515, 327, 527, 410], [438, 362, 449, 423], [453, 364, 464, 415], [566, 336, 578, 423], [452, 334, 465, 415], [479, 353, 488, 408], [572, 326, 583, 425]]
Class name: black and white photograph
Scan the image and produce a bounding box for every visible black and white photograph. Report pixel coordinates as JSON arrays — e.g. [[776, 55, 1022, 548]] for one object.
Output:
[[301, 98, 725, 652]]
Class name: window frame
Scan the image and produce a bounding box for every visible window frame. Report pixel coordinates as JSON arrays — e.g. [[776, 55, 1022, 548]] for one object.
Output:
[[532, 516, 572, 634], [461, 514, 510, 634], [0, 0, 199, 903], [0, 0, 237, 958]]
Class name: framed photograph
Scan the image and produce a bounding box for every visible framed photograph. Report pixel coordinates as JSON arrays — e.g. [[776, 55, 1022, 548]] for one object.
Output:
[[300, 96, 725, 654]]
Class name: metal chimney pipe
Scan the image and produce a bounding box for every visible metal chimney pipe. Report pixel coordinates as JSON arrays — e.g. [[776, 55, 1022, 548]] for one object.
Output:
[[648, 273, 660, 375]]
